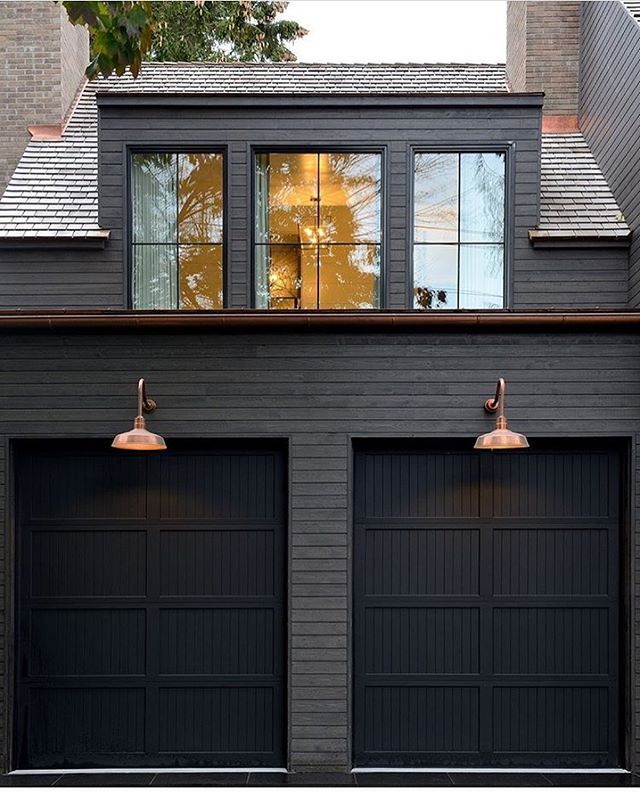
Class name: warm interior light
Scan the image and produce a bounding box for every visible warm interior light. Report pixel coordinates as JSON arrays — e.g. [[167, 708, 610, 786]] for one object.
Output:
[[112, 378, 167, 452], [474, 378, 529, 451]]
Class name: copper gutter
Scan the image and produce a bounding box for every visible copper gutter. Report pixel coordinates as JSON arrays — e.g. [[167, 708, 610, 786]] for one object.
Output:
[[0, 310, 639, 332]]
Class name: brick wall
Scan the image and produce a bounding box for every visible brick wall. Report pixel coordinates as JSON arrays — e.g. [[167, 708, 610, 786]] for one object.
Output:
[[506, 1, 582, 115], [0, 2, 88, 196]]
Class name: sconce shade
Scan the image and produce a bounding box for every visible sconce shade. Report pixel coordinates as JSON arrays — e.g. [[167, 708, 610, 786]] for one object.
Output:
[[474, 422, 530, 451], [112, 416, 167, 452]]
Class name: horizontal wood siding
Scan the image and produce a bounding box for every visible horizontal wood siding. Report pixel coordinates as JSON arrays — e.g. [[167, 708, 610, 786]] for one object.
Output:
[[579, 1, 640, 305], [0, 329, 637, 771], [0, 101, 629, 308]]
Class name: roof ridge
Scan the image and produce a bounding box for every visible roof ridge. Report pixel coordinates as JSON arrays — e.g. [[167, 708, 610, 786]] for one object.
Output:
[[125, 60, 506, 68]]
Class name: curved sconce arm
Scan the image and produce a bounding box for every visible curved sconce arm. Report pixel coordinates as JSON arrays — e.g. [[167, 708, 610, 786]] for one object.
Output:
[[484, 377, 506, 419], [137, 378, 157, 417]]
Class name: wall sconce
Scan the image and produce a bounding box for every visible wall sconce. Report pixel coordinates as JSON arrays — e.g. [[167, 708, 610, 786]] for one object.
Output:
[[474, 377, 529, 451], [112, 378, 167, 451]]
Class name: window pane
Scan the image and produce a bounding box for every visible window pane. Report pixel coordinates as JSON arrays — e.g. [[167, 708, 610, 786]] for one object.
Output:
[[179, 245, 223, 310], [460, 152, 505, 242], [459, 244, 504, 309], [255, 245, 303, 309], [319, 153, 381, 243], [319, 244, 380, 309], [413, 245, 457, 309], [414, 153, 458, 243], [257, 153, 318, 244], [132, 245, 177, 309], [132, 153, 176, 243], [178, 153, 223, 243]]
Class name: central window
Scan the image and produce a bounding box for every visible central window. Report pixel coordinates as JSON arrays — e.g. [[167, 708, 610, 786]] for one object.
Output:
[[254, 152, 382, 309]]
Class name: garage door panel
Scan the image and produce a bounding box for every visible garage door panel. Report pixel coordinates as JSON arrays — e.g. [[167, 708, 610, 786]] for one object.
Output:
[[493, 608, 610, 675], [365, 607, 479, 674], [159, 608, 275, 675], [364, 528, 479, 596], [30, 609, 146, 677], [493, 528, 609, 596], [158, 687, 274, 754], [493, 687, 609, 754], [492, 453, 614, 518], [160, 529, 275, 596], [159, 453, 283, 521], [29, 455, 148, 521], [354, 444, 621, 768], [32, 530, 147, 598], [17, 442, 286, 769], [363, 686, 480, 753], [356, 452, 481, 519], [29, 687, 146, 759]]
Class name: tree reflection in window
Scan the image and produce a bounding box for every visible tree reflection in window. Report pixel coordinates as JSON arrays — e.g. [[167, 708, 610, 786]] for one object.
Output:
[[131, 152, 223, 310], [413, 152, 505, 310], [255, 152, 382, 309]]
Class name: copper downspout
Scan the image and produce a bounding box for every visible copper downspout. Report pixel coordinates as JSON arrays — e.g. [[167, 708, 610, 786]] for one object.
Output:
[[0, 311, 639, 332]]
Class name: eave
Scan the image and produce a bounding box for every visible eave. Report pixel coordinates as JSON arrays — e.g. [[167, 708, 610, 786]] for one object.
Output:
[[0, 231, 111, 249]]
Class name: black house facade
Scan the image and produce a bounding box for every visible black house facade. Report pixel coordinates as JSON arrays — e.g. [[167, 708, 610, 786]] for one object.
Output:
[[0, 0, 639, 777]]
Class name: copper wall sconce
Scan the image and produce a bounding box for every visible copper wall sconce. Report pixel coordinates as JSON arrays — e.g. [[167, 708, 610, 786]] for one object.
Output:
[[112, 378, 167, 451], [474, 377, 529, 451]]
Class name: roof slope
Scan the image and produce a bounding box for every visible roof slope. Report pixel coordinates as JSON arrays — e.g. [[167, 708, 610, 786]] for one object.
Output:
[[623, 2, 640, 23], [95, 61, 509, 94], [531, 134, 630, 242], [0, 64, 630, 245]]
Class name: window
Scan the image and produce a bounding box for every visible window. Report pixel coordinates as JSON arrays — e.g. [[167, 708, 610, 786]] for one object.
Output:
[[255, 152, 382, 309], [413, 152, 506, 310], [131, 152, 223, 309]]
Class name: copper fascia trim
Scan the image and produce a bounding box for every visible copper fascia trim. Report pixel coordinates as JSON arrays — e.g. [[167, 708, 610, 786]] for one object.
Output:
[[0, 310, 640, 332]]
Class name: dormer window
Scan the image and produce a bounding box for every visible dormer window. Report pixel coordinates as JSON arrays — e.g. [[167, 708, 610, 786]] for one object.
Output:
[[254, 151, 382, 309], [412, 152, 506, 310], [131, 152, 224, 309]]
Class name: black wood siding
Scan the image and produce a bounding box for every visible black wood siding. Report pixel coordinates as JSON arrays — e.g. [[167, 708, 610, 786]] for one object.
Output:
[[0, 328, 637, 772], [0, 98, 630, 309], [580, 1, 640, 305]]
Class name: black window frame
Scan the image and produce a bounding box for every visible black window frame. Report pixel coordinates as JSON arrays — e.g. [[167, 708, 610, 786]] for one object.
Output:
[[250, 145, 389, 311], [126, 146, 229, 311], [408, 143, 515, 311]]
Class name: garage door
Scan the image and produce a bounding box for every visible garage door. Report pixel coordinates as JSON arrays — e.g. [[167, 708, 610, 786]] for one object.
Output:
[[15, 442, 286, 770], [353, 442, 621, 768]]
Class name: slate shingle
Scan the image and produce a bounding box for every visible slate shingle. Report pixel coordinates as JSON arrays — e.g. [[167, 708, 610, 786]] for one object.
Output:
[[95, 61, 509, 95]]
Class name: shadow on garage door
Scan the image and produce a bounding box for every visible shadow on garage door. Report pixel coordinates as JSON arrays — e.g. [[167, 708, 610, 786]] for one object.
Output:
[[14, 440, 287, 770], [353, 440, 623, 769]]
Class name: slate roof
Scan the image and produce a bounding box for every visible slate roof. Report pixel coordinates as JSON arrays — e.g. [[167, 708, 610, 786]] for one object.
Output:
[[0, 63, 631, 245], [95, 61, 509, 94], [530, 134, 631, 243]]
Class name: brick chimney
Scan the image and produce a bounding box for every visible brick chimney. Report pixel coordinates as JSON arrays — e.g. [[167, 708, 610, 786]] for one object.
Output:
[[506, 1, 582, 130], [0, 1, 89, 195]]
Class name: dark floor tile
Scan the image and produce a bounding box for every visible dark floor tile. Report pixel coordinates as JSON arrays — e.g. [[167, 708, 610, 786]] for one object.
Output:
[[53, 774, 155, 787], [356, 772, 452, 786], [285, 773, 355, 786], [0, 777, 62, 787], [247, 774, 289, 786], [450, 773, 550, 787], [543, 773, 632, 787], [151, 773, 248, 786]]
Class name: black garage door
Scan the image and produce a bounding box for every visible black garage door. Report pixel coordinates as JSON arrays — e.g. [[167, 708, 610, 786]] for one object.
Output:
[[15, 442, 286, 770], [354, 442, 621, 768]]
